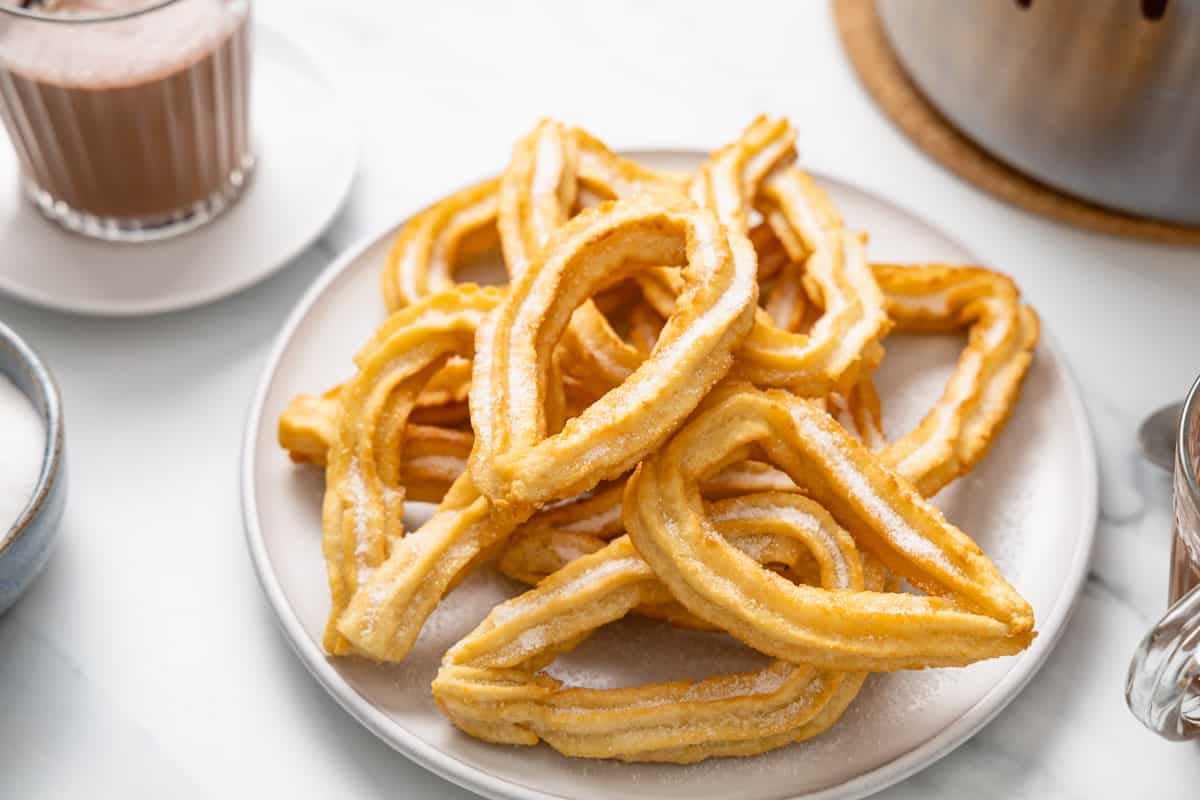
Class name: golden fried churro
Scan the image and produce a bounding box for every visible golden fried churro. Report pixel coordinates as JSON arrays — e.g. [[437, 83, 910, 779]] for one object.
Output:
[[495, 480, 627, 587], [625, 382, 1034, 671], [497, 464, 798, 588], [336, 471, 531, 661], [280, 362, 473, 467], [319, 285, 502, 653], [279, 393, 468, 502], [401, 424, 473, 503], [871, 264, 1040, 497], [689, 116, 797, 233], [628, 300, 666, 357], [433, 492, 880, 763], [278, 389, 339, 466], [498, 120, 579, 281], [416, 357, 474, 408], [502, 122, 686, 394], [684, 116, 892, 395], [729, 170, 890, 393], [750, 220, 792, 283], [411, 399, 473, 427], [469, 195, 758, 506], [382, 178, 501, 312], [829, 369, 887, 451], [573, 127, 687, 201], [381, 121, 683, 317]]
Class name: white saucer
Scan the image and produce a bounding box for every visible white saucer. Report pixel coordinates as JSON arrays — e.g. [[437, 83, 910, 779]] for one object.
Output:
[[242, 152, 1098, 800], [0, 26, 356, 317]]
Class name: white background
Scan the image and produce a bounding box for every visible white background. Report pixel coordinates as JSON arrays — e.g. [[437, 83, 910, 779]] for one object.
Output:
[[1, 1, 1198, 798]]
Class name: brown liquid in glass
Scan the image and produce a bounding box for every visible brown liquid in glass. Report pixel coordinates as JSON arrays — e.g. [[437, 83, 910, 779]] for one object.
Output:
[[1170, 436, 1200, 604], [0, 0, 251, 221], [1169, 528, 1200, 605]]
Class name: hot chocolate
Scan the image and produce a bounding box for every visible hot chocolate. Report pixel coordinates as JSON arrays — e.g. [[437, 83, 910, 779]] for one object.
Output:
[[1170, 437, 1200, 604], [0, 0, 253, 240]]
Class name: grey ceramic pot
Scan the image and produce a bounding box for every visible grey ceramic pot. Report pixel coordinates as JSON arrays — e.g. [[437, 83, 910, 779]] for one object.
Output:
[[877, 0, 1200, 225], [0, 320, 65, 614]]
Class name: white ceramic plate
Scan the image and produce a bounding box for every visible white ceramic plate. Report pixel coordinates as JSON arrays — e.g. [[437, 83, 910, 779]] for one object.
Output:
[[242, 152, 1097, 800], [0, 26, 356, 317]]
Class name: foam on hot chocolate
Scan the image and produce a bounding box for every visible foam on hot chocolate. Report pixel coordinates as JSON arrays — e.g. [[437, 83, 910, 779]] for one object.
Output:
[[0, 0, 243, 89]]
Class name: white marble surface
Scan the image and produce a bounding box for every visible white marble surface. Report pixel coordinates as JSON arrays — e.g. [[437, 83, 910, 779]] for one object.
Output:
[[0, 1, 1198, 798]]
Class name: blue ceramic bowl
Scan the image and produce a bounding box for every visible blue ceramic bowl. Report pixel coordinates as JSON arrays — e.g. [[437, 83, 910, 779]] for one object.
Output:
[[0, 321, 65, 614]]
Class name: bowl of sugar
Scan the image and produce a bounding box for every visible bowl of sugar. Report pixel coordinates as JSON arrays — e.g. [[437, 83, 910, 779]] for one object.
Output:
[[0, 320, 64, 614]]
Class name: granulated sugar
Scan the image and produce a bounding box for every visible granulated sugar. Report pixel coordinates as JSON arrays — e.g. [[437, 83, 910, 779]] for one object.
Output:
[[0, 374, 43, 534]]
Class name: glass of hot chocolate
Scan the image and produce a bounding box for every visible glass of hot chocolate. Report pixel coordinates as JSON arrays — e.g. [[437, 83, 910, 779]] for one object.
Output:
[[0, 0, 253, 242], [1127, 373, 1200, 741]]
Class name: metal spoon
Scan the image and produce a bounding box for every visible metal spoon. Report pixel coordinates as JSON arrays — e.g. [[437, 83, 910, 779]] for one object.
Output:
[[1138, 401, 1184, 472]]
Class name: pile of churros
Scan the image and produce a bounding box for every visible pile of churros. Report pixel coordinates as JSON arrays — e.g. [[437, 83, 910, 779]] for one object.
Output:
[[278, 116, 1040, 763]]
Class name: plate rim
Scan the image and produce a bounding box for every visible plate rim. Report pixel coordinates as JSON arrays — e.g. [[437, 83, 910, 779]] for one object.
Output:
[[240, 153, 1099, 800], [0, 24, 359, 318]]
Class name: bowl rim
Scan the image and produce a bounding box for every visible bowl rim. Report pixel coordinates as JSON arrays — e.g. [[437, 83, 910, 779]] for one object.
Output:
[[0, 319, 63, 556]]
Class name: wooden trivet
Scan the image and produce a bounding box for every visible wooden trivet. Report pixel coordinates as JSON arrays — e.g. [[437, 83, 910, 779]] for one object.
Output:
[[832, 0, 1200, 245]]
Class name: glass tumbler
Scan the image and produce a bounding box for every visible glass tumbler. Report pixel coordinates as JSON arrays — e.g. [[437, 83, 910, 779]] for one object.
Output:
[[1127, 374, 1200, 740], [0, 0, 253, 242]]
